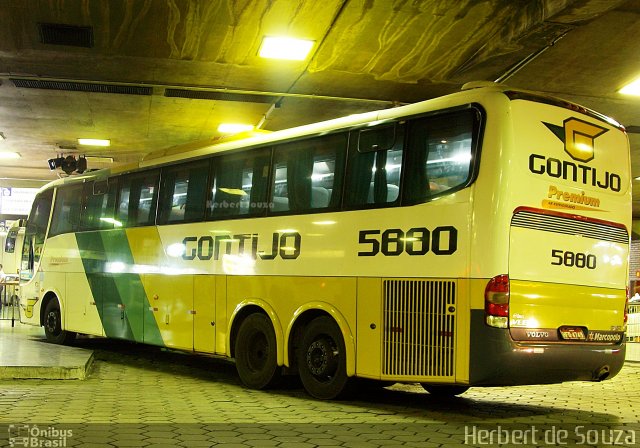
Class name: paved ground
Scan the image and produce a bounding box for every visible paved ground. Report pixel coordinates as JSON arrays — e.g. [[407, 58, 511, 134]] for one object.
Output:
[[1, 333, 640, 447]]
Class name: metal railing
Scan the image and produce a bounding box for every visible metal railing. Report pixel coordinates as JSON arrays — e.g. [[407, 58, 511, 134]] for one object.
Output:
[[627, 304, 640, 342], [0, 280, 19, 327]]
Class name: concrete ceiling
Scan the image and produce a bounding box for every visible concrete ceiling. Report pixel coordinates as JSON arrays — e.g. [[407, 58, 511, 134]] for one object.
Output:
[[1, 0, 640, 215]]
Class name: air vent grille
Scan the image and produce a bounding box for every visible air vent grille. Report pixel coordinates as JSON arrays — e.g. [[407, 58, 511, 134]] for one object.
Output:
[[11, 79, 152, 96], [164, 88, 276, 104], [38, 23, 93, 48], [511, 210, 629, 244], [382, 279, 456, 378]]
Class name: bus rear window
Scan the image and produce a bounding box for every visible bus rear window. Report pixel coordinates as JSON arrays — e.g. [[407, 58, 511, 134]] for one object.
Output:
[[403, 108, 480, 204]]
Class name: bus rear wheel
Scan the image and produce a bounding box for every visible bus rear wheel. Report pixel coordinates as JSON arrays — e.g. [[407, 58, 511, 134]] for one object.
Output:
[[43, 300, 76, 345], [298, 316, 349, 400], [421, 384, 469, 397], [234, 313, 281, 389]]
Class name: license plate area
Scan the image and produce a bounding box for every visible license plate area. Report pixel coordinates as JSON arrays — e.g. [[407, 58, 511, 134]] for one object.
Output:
[[559, 326, 587, 341]]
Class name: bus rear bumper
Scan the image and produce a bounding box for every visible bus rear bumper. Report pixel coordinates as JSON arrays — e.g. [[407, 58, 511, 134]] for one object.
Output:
[[468, 311, 625, 386]]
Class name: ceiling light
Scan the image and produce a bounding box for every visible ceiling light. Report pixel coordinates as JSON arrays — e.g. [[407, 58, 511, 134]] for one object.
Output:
[[218, 123, 254, 134], [78, 138, 110, 146], [259, 36, 314, 61], [0, 152, 19, 159], [85, 156, 113, 164], [619, 78, 640, 96]]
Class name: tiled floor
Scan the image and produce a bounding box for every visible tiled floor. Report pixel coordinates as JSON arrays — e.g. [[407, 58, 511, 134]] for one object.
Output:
[[1, 320, 639, 447]]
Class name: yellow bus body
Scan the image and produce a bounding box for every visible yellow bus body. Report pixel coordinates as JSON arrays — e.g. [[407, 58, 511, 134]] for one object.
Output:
[[18, 85, 630, 397]]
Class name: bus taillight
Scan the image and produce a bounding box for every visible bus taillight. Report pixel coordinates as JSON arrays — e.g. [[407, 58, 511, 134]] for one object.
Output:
[[485, 274, 510, 328]]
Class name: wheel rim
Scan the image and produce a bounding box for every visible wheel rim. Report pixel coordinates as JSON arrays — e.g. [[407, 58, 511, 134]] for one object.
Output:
[[45, 310, 60, 336], [306, 336, 339, 381], [246, 331, 269, 373]]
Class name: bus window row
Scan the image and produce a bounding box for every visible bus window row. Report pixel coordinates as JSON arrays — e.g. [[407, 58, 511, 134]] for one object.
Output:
[[47, 107, 481, 236]]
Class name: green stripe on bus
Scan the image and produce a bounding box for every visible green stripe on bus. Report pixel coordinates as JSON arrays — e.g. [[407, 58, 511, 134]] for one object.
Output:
[[75, 230, 164, 345], [76, 231, 132, 339]]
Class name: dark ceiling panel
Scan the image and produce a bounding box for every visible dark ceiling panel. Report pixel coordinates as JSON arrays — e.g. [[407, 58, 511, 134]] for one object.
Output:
[[10, 78, 152, 96], [164, 88, 277, 104], [38, 23, 93, 48]]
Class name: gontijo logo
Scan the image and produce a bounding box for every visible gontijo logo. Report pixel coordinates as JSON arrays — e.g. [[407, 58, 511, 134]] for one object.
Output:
[[543, 118, 608, 162], [529, 118, 621, 192]]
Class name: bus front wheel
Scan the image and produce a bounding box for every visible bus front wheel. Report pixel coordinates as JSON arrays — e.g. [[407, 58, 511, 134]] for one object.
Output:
[[234, 313, 281, 389], [421, 384, 469, 397], [43, 300, 76, 345], [298, 316, 349, 400]]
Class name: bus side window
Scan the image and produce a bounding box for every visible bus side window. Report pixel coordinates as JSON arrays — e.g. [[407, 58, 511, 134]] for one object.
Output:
[[269, 133, 346, 214], [49, 184, 83, 237], [345, 123, 404, 207], [158, 160, 210, 224], [80, 179, 118, 231], [117, 171, 159, 227], [208, 149, 270, 219], [403, 109, 478, 204], [4, 229, 17, 253]]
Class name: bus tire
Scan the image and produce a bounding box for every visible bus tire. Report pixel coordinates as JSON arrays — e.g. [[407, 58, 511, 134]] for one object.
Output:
[[421, 384, 469, 397], [234, 313, 281, 389], [298, 316, 349, 400], [43, 300, 76, 345]]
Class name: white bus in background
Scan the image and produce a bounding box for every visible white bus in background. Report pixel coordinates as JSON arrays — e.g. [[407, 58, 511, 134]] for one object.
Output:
[[0, 220, 24, 306], [3, 220, 25, 276]]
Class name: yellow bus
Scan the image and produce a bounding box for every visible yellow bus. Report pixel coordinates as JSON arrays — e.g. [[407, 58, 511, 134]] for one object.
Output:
[[18, 84, 630, 399]]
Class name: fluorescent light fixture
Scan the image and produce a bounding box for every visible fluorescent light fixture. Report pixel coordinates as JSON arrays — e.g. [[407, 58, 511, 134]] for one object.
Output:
[[0, 152, 20, 159], [78, 138, 111, 147], [85, 156, 114, 164], [218, 123, 254, 134], [620, 78, 640, 96], [259, 36, 314, 61]]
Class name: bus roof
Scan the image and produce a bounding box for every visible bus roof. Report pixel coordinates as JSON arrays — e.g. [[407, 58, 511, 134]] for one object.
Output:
[[36, 84, 624, 193]]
